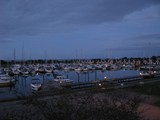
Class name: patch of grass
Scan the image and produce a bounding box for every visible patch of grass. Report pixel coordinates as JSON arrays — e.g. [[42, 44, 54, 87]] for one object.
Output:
[[125, 81, 160, 97], [0, 98, 24, 103], [154, 100, 160, 107]]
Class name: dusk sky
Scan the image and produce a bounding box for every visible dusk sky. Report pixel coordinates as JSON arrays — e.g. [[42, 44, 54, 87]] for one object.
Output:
[[0, 0, 160, 60]]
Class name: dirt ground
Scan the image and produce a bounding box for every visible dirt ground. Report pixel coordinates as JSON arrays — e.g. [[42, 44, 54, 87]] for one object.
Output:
[[138, 103, 160, 120]]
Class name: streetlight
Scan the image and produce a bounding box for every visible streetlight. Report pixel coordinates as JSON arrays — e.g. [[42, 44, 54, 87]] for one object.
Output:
[[104, 76, 107, 80]]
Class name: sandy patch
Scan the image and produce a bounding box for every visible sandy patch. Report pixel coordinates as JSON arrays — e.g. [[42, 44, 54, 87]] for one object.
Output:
[[138, 103, 160, 120]]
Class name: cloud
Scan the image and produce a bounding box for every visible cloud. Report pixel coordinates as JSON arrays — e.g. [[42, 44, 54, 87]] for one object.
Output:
[[103, 43, 160, 58], [134, 33, 160, 39], [130, 33, 160, 45], [0, 0, 160, 42], [103, 33, 160, 52], [0, 38, 14, 43]]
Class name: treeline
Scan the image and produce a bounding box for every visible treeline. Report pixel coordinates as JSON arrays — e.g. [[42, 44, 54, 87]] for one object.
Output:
[[0, 56, 160, 67]]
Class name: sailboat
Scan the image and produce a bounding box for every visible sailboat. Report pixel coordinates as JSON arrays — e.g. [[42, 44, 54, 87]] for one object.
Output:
[[31, 78, 42, 91], [54, 75, 73, 83], [139, 70, 155, 79], [0, 72, 15, 87], [139, 43, 156, 79]]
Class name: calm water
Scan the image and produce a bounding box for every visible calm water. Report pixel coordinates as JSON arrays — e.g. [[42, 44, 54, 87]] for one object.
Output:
[[0, 69, 139, 100]]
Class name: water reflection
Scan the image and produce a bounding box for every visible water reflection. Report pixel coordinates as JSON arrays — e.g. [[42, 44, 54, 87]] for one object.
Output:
[[0, 69, 139, 100]]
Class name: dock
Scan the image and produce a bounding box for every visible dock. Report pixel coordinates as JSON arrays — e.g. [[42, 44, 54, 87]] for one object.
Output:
[[61, 74, 160, 89]]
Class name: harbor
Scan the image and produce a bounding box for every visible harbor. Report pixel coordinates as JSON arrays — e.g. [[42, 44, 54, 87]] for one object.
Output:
[[1, 60, 160, 120], [1, 1, 160, 119], [0, 57, 160, 101]]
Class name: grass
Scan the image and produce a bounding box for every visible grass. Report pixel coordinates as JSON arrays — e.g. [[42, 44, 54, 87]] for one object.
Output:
[[154, 100, 160, 107], [125, 81, 160, 97]]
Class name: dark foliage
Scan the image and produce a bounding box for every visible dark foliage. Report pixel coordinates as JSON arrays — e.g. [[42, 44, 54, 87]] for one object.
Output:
[[28, 93, 145, 120], [1, 92, 146, 120]]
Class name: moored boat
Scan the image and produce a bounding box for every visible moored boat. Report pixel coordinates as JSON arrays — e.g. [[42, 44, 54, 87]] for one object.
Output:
[[31, 78, 42, 91], [0, 74, 15, 87], [139, 71, 155, 79], [54, 75, 73, 84]]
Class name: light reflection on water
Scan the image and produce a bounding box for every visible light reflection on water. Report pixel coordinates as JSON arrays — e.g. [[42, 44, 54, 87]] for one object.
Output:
[[0, 69, 139, 100], [60, 69, 139, 82]]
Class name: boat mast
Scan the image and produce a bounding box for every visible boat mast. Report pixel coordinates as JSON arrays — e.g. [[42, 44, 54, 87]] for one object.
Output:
[[148, 42, 152, 65], [14, 48, 16, 64], [22, 42, 25, 65], [0, 59, 1, 68]]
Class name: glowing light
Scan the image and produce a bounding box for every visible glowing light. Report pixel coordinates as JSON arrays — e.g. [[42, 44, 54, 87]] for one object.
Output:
[[99, 83, 102, 86], [121, 83, 124, 86]]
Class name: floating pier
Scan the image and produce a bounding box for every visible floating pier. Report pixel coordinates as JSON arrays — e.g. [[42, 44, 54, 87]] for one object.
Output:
[[62, 74, 160, 89]]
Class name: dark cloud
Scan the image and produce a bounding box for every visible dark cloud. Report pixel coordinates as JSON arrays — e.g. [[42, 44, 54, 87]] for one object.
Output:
[[104, 33, 160, 52], [115, 33, 160, 51], [129, 33, 160, 47], [0, 38, 13, 43], [133, 33, 160, 40], [104, 44, 160, 58], [0, 0, 160, 41]]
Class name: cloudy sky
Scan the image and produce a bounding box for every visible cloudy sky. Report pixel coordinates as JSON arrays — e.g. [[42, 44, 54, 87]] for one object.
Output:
[[0, 0, 160, 60]]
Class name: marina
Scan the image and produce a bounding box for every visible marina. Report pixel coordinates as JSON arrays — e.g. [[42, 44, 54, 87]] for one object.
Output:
[[0, 69, 139, 100], [0, 57, 160, 101], [0, 1, 160, 119]]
